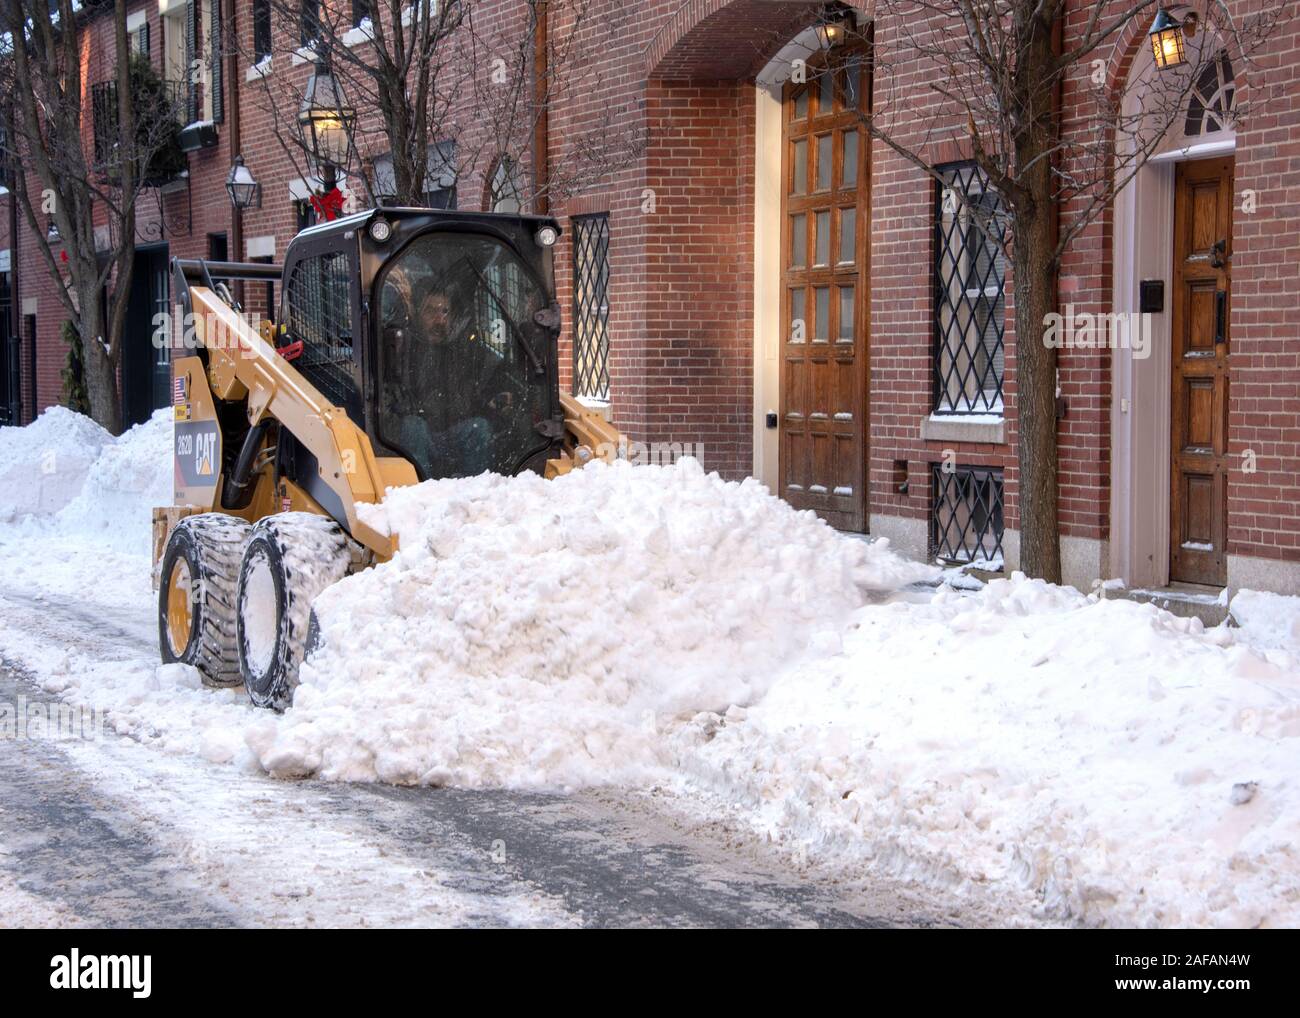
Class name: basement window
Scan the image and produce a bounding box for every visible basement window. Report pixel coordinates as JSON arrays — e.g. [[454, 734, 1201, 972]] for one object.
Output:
[[931, 464, 1004, 567]]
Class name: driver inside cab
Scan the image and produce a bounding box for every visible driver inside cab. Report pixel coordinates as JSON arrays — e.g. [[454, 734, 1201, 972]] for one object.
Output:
[[380, 264, 516, 477]]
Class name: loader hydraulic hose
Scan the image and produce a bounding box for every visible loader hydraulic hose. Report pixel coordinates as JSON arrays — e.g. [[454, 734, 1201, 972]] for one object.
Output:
[[220, 419, 272, 511]]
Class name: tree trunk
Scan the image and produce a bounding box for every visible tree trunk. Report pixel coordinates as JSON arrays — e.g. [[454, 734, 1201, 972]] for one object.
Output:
[[1011, 15, 1062, 584], [78, 283, 123, 435], [1012, 203, 1061, 584]]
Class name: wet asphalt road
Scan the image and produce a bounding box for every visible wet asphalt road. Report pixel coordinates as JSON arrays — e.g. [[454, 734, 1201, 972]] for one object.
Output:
[[0, 587, 967, 928]]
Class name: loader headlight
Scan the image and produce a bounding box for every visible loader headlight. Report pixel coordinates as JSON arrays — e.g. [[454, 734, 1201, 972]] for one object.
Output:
[[369, 218, 393, 244], [534, 225, 559, 248]]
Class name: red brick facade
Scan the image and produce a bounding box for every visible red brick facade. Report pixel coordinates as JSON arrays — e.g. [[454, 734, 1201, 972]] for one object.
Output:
[[3, 0, 1297, 591]]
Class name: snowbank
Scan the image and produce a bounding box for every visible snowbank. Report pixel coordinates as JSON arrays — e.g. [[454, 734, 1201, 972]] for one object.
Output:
[[241, 460, 937, 788], [1231, 589, 1300, 655], [0, 407, 173, 621], [0, 407, 111, 520], [55, 410, 173, 554], [681, 576, 1300, 927], [4, 406, 1300, 927]]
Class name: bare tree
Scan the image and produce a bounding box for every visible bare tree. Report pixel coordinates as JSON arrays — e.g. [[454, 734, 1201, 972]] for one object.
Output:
[[831, 0, 1283, 582], [0, 0, 187, 434], [236, 0, 644, 214]]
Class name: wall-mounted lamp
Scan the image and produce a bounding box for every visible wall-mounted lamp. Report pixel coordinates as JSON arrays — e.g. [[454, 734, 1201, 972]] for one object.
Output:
[[1149, 6, 1199, 71], [813, 4, 857, 50], [226, 155, 262, 211]]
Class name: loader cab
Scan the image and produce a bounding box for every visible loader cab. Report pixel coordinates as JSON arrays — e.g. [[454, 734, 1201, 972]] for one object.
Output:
[[278, 207, 564, 481]]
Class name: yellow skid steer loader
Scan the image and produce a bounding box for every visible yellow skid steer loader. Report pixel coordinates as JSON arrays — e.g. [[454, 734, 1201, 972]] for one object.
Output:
[[154, 208, 621, 710]]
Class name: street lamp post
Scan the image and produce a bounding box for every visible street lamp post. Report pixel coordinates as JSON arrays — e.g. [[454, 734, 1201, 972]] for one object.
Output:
[[298, 59, 355, 220]]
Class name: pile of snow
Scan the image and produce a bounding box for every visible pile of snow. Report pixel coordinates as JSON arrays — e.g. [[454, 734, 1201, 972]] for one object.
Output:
[[1231, 589, 1300, 655], [5, 405, 1300, 927], [0, 407, 111, 521], [680, 576, 1300, 928], [55, 409, 173, 554], [237, 460, 936, 788]]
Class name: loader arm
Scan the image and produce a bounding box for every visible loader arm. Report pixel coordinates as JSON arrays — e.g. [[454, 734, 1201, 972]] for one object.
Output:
[[548, 393, 626, 478], [188, 283, 415, 559]]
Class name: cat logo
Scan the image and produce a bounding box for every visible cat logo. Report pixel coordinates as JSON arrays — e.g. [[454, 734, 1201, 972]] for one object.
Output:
[[195, 432, 217, 476]]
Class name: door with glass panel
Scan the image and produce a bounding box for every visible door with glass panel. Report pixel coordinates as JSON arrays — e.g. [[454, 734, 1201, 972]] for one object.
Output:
[[779, 47, 870, 531]]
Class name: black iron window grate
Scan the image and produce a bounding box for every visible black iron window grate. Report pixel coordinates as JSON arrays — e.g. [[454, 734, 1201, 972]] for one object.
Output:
[[286, 253, 361, 418], [91, 78, 121, 166], [931, 464, 1004, 565], [572, 213, 610, 401], [0, 272, 13, 426], [934, 162, 1007, 415], [90, 76, 186, 188]]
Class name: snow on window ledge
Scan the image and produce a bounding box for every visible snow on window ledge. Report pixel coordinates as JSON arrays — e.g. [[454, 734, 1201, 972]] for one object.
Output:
[[927, 411, 1004, 426], [919, 412, 1005, 445], [343, 19, 375, 47], [246, 56, 273, 81], [574, 395, 613, 422]]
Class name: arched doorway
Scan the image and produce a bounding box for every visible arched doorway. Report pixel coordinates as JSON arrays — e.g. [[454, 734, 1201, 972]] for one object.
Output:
[[639, 2, 872, 521], [778, 45, 871, 531], [1111, 22, 1238, 589]]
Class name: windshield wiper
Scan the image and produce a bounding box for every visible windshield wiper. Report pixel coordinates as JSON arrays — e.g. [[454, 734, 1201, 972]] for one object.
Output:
[[462, 258, 544, 376]]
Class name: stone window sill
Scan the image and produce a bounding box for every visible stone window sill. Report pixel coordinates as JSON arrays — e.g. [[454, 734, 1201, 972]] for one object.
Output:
[[919, 414, 1006, 445]]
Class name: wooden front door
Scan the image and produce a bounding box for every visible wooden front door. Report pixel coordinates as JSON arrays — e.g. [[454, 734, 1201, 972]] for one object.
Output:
[[1170, 157, 1232, 586], [779, 49, 870, 532]]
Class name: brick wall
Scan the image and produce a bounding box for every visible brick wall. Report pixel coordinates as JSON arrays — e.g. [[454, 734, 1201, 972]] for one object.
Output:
[[12, 0, 243, 423], [6, 0, 1298, 573]]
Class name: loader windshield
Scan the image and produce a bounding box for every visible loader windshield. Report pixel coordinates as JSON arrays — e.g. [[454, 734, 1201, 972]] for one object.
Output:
[[376, 232, 552, 478]]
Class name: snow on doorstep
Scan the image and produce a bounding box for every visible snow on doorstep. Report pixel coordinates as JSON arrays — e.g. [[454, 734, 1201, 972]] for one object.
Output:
[[0, 407, 112, 520], [241, 459, 938, 788]]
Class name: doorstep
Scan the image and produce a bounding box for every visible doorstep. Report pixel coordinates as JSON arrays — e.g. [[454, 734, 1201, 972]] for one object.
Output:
[[1117, 582, 1231, 627]]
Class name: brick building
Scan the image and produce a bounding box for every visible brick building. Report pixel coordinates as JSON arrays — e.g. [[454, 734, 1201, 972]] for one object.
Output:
[[1, 0, 1297, 596]]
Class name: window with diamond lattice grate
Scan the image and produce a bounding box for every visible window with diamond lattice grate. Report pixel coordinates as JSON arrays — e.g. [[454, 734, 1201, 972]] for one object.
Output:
[[572, 213, 611, 401], [934, 163, 1007, 416], [931, 464, 1005, 565]]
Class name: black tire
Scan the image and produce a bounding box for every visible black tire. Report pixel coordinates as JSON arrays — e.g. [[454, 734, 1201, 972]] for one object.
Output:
[[236, 513, 357, 711], [158, 513, 252, 686]]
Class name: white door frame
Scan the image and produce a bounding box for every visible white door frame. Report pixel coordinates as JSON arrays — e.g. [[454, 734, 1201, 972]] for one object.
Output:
[[1110, 33, 1235, 588]]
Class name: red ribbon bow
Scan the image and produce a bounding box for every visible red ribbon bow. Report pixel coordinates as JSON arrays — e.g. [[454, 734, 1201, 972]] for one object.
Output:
[[309, 187, 346, 222]]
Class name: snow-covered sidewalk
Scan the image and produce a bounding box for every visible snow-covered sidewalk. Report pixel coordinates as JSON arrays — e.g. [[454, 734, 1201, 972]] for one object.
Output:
[[1, 407, 1298, 927]]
